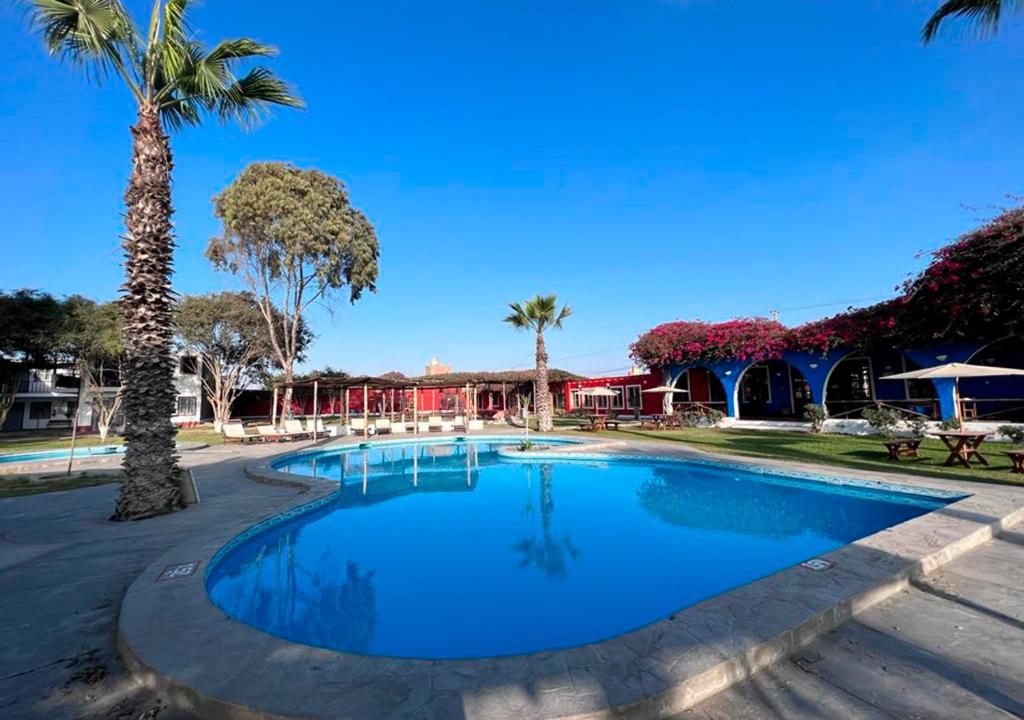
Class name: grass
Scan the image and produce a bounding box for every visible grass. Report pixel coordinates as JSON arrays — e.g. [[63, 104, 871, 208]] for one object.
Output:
[[0, 472, 121, 497], [0, 425, 224, 456], [551, 417, 1023, 487]]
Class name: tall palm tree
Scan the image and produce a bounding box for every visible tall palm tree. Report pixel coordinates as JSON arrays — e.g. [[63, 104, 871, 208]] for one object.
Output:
[[22, 0, 303, 519], [922, 0, 1019, 43], [503, 295, 572, 432]]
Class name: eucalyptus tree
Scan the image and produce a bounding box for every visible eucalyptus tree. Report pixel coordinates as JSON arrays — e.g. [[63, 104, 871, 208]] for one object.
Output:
[[176, 292, 299, 432], [922, 0, 1020, 42], [21, 0, 302, 519], [503, 295, 572, 432], [207, 163, 380, 424]]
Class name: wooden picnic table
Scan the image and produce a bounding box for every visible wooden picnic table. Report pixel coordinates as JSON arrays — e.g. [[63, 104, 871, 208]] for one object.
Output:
[[580, 414, 620, 431], [881, 438, 921, 461], [930, 431, 991, 468]]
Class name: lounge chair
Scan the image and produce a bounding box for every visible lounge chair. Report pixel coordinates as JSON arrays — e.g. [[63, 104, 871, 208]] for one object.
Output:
[[223, 422, 260, 443], [453, 415, 467, 431], [350, 418, 367, 436], [391, 421, 408, 434], [467, 419, 485, 431], [257, 425, 292, 442], [428, 416, 444, 432], [417, 421, 431, 433], [376, 418, 392, 434], [284, 419, 312, 439]]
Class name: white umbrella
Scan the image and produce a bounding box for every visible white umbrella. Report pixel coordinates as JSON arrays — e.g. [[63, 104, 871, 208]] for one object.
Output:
[[579, 386, 618, 415], [643, 385, 688, 416], [881, 362, 1024, 422]]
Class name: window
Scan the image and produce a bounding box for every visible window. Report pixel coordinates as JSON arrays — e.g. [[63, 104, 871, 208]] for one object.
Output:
[[626, 385, 642, 410], [570, 389, 580, 410], [178, 356, 199, 375], [610, 386, 624, 410], [29, 401, 52, 420], [176, 396, 198, 417], [740, 366, 771, 404]]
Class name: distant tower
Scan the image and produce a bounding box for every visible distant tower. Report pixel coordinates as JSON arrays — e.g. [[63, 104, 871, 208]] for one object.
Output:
[[770, 309, 780, 322], [424, 356, 452, 376]]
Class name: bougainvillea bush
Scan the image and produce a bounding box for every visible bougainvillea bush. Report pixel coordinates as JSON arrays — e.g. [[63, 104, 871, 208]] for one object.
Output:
[[629, 318, 789, 368], [631, 207, 1024, 368]]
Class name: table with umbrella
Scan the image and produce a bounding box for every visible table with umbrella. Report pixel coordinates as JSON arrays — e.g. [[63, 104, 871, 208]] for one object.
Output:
[[881, 362, 1024, 468], [577, 387, 621, 430]]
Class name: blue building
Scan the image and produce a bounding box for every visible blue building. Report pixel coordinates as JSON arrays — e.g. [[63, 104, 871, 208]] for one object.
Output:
[[660, 335, 1024, 422]]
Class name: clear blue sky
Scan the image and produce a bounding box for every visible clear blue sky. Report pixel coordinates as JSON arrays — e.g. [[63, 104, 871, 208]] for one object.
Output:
[[1, 1, 1021, 377]]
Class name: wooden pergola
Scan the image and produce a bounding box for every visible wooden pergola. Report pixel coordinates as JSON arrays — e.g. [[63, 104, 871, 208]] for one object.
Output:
[[273, 369, 583, 440]]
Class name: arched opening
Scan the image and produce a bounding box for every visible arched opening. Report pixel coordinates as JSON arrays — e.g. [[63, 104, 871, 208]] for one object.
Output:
[[736, 360, 812, 420], [962, 336, 1024, 421], [825, 351, 940, 419], [671, 367, 727, 415]]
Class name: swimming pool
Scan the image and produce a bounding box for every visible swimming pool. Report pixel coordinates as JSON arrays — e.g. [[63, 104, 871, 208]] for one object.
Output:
[[0, 445, 124, 464], [207, 438, 958, 659]]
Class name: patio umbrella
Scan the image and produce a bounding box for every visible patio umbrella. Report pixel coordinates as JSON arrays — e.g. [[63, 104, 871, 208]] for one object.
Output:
[[579, 386, 618, 415], [880, 362, 1024, 422], [643, 385, 688, 415]]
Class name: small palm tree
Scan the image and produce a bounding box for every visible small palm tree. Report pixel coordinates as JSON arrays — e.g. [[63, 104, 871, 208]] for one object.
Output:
[[503, 295, 572, 432], [21, 0, 302, 519], [922, 0, 1019, 43]]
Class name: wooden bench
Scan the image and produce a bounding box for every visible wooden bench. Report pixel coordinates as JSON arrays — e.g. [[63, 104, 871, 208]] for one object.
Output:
[[1006, 451, 1024, 474], [882, 438, 921, 461]]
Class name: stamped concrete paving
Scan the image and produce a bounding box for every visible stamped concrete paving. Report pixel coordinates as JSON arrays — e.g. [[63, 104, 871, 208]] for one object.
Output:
[[2, 442, 1023, 720], [0, 442, 313, 720], [677, 526, 1024, 720]]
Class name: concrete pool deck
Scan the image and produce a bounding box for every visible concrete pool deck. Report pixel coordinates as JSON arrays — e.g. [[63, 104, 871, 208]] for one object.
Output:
[[108, 434, 1024, 720]]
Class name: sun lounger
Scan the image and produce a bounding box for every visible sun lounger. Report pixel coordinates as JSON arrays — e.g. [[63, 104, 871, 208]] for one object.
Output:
[[350, 418, 367, 435], [257, 425, 292, 442], [467, 419, 485, 431], [428, 416, 444, 432], [418, 421, 431, 433], [453, 415, 467, 431], [391, 421, 408, 434], [376, 418, 392, 434], [284, 419, 312, 439], [223, 422, 260, 443]]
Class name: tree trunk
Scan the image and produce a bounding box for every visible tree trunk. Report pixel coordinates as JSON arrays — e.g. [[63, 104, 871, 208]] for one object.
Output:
[[535, 331, 553, 432], [114, 104, 182, 520], [280, 366, 294, 428]]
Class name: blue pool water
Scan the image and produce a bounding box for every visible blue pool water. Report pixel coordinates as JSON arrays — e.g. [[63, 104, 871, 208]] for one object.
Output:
[[206, 438, 956, 659], [0, 445, 124, 464]]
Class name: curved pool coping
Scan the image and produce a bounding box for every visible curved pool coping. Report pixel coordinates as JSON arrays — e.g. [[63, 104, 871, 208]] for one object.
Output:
[[119, 436, 1024, 720]]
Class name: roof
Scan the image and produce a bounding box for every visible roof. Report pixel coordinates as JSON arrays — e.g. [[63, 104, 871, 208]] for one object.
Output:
[[276, 368, 583, 390]]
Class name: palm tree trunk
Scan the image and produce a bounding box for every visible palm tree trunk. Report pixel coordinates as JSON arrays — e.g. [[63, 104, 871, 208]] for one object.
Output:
[[535, 331, 553, 432], [114, 104, 182, 520]]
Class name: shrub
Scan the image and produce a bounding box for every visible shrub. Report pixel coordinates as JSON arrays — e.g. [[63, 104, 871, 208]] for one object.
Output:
[[907, 417, 928, 438], [678, 407, 725, 428], [862, 407, 902, 438], [997, 424, 1024, 444], [803, 404, 826, 433], [938, 417, 962, 431]]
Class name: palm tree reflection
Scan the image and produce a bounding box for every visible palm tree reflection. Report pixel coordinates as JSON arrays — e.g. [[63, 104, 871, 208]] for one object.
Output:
[[225, 526, 378, 653], [512, 464, 580, 578]]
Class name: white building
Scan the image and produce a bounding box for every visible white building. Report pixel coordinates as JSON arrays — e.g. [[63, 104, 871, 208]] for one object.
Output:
[[1, 354, 206, 433]]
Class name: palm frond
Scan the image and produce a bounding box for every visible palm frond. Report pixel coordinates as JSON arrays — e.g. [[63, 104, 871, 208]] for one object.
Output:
[[922, 0, 1012, 43], [24, 0, 142, 95]]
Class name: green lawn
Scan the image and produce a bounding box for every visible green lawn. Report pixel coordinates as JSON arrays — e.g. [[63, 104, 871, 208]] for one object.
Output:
[[0, 472, 121, 497], [0, 425, 224, 455], [552, 419, 1023, 487]]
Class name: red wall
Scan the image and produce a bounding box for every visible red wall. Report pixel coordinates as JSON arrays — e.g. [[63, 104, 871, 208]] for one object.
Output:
[[563, 373, 666, 415]]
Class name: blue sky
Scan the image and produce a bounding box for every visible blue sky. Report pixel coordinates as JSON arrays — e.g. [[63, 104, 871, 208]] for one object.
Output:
[[1, 1, 1021, 377]]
